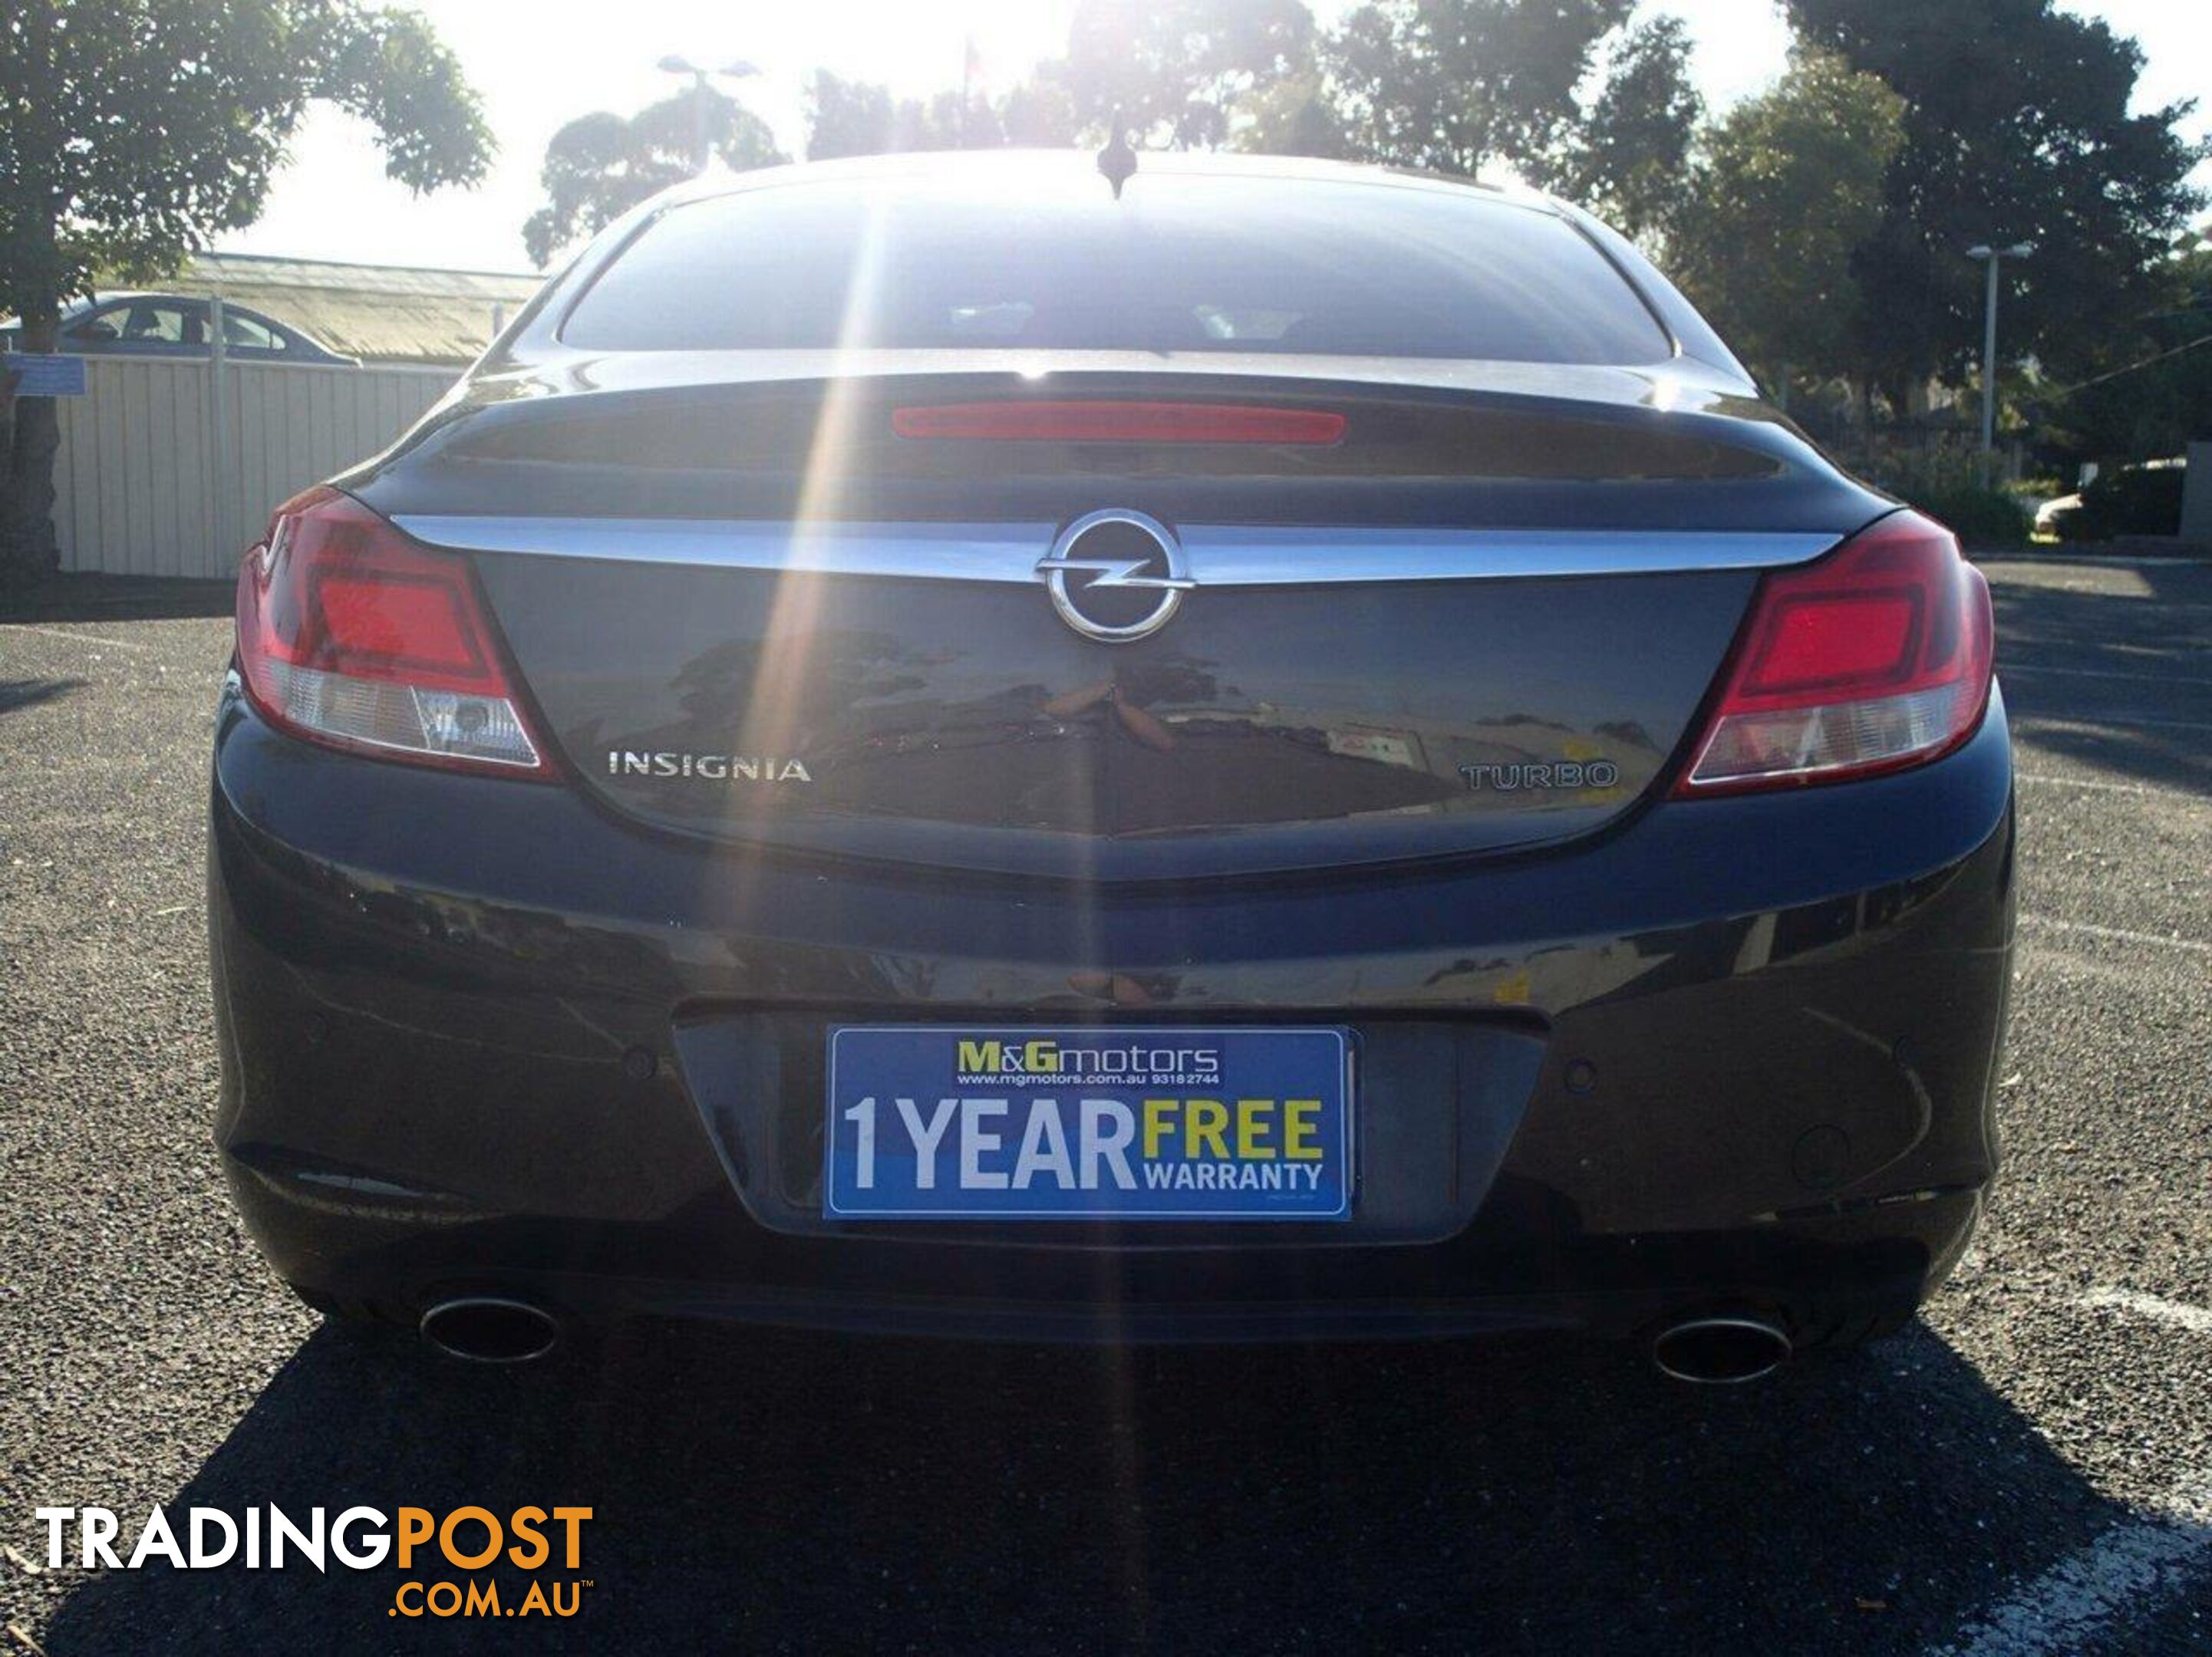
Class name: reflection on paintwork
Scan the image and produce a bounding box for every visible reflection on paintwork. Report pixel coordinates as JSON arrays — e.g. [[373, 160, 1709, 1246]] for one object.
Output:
[[473, 558, 1756, 877]]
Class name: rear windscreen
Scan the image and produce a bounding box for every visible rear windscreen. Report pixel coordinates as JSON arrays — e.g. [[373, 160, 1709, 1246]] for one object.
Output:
[[559, 171, 1673, 364]]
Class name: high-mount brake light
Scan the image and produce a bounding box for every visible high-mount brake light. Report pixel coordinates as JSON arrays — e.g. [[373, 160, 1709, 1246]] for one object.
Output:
[[890, 401, 1347, 445], [1675, 510, 1993, 796], [234, 486, 549, 777]]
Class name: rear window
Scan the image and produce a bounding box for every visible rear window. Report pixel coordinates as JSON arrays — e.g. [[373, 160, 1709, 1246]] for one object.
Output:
[[560, 170, 1673, 364]]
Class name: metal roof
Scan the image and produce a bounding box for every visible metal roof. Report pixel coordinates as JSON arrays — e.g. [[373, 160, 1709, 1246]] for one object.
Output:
[[186, 252, 542, 365]]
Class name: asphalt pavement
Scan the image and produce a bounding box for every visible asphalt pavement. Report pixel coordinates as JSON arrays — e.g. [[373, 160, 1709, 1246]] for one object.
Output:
[[1, 554, 2207, 1655]]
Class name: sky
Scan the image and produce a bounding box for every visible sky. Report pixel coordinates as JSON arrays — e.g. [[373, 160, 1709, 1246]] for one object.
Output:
[[219, 0, 2212, 275]]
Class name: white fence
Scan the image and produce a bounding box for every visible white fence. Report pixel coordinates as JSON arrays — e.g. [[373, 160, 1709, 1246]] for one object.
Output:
[[51, 354, 458, 579]]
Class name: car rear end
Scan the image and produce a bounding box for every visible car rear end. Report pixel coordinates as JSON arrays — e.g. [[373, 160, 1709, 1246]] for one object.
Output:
[[208, 153, 2012, 1360]]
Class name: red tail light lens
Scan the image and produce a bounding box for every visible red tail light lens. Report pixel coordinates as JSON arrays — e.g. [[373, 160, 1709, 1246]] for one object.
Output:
[[235, 486, 549, 777], [1676, 511, 1993, 796], [891, 401, 1347, 444]]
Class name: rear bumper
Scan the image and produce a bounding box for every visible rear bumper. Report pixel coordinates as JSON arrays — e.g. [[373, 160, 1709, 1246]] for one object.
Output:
[[208, 680, 2015, 1343]]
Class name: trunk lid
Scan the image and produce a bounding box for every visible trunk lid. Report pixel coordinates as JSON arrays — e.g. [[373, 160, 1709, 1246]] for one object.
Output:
[[366, 367, 1885, 880]]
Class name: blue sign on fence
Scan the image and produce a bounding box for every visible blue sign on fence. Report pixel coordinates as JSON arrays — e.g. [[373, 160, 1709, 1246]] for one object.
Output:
[[2, 354, 89, 397]]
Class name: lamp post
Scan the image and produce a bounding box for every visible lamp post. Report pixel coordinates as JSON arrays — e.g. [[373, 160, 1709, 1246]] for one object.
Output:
[[657, 54, 761, 175], [1965, 242, 2032, 478]]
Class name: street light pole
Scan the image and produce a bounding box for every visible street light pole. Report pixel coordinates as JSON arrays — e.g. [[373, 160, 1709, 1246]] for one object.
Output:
[[657, 54, 762, 176], [1965, 242, 2032, 478]]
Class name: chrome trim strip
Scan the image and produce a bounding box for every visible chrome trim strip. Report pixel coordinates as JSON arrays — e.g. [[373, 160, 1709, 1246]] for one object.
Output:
[[1181, 525, 1838, 580], [393, 515, 1839, 583], [397, 517, 1050, 583]]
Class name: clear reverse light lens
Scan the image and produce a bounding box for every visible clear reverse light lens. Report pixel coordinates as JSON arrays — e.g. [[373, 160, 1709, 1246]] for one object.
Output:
[[236, 486, 551, 779], [1686, 683, 1973, 787], [262, 661, 540, 769], [1677, 510, 1994, 796]]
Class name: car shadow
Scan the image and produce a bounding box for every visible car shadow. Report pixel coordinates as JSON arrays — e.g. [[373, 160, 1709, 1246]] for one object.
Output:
[[1988, 556, 2212, 798], [0, 677, 87, 715], [42, 1318, 2120, 1655]]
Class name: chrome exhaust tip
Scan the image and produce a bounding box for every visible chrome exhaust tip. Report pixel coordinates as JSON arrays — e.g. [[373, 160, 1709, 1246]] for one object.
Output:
[[1651, 1315, 1792, 1385], [419, 1296, 560, 1364]]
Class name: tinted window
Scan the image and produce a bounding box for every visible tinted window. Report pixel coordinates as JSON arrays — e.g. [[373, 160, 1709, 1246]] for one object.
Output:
[[562, 172, 1671, 364], [222, 311, 280, 351], [114, 301, 196, 343]]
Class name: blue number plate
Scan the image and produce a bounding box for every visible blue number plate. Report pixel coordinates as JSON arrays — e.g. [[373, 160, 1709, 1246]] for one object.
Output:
[[825, 1026, 1353, 1221]]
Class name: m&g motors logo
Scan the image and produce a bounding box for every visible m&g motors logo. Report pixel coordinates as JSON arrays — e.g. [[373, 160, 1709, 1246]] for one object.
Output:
[[954, 1037, 1222, 1085], [34, 1504, 592, 1621]]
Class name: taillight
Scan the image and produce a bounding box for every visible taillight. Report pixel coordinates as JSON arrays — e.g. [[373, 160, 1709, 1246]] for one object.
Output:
[[891, 401, 1347, 444], [234, 486, 549, 777], [1675, 510, 1993, 796]]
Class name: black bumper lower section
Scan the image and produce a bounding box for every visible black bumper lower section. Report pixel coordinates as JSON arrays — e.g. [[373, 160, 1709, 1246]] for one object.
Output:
[[239, 1174, 1977, 1345], [209, 684, 2014, 1344]]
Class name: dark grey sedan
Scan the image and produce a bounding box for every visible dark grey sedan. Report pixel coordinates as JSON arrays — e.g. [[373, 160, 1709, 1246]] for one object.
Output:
[[2, 292, 356, 364], [209, 150, 2012, 1383]]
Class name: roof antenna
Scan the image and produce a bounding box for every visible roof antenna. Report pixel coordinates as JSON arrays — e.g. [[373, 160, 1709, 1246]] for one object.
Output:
[[1096, 113, 1137, 200]]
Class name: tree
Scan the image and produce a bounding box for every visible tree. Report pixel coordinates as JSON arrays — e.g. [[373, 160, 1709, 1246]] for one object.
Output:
[[1237, 3, 1698, 230], [1236, 69, 1360, 160], [1668, 51, 1906, 394], [0, 0, 491, 581], [999, 79, 1082, 148], [2033, 229, 2212, 469], [804, 71, 1004, 161], [799, 67, 1084, 161], [1538, 15, 1703, 245], [1323, 0, 1633, 178], [1059, 0, 1316, 148], [806, 72, 902, 160], [1785, 0, 2208, 397], [523, 87, 786, 268]]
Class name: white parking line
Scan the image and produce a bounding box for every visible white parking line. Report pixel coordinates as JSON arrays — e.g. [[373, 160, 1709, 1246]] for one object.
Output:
[[2006, 663, 2212, 688], [2014, 711, 2212, 734], [1932, 1290, 2212, 1651], [2016, 772, 2206, 802], [0, 621, 153, 653], [2019, 915, 2212, 957], [1930, 1477, 2212, 1657], [2079, 1288, 2212, 1336]]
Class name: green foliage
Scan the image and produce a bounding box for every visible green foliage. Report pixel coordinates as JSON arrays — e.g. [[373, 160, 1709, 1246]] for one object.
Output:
[[804, 71, 1027, 161], [1061, 0, 1315, 148], [0, 1, 490, 315], [0, 0, 491, 578], [522, 87, 786, 268], [1914, 484, 2035, 550], [1859, 450, 2032, 549], [803, 0, 1307, 162], [998, 79, 1083, 148], [1667, 51, 1904, 387], [1537, 15, 1703, 243], [806, 73, 916, 160], [2032, 231, 2212, 469], [312, 7, 493, 199], [1235, 69, 1360, 160], [2055, 464, 2186, 542], [796, 0, 1694, 221], [1785, 0, 2209, 393], [1323, 0, 1632, 177]]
